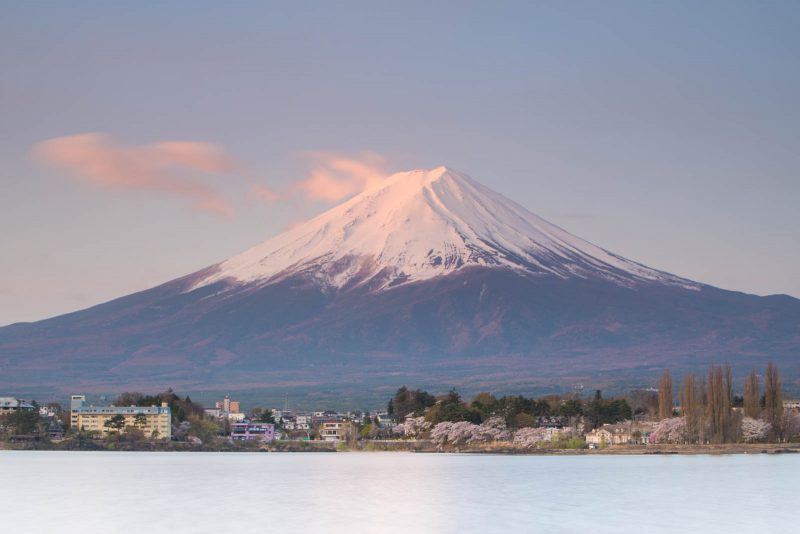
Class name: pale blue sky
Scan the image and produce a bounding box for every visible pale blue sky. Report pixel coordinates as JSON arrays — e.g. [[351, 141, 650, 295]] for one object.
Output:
[[1, 1, 799, 325]]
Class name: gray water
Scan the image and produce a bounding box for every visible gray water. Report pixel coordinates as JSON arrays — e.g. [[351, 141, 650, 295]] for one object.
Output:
[[0, 451, 796, 533]]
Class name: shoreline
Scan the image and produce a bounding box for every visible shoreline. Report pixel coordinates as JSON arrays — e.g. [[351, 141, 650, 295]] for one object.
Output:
[[3, 440, 799, 455]]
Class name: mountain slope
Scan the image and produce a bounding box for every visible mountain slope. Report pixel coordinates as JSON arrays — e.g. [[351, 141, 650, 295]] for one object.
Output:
[[0, 167, 798, 396], [194, 167, 697, 292]]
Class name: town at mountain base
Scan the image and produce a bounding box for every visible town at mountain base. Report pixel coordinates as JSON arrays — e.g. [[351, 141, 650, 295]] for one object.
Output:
[[0, 167, 798, 396]]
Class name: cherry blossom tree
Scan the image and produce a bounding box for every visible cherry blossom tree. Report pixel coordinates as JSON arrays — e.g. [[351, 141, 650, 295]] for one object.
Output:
[[650, 417, 687, 444], [468, 417, 511, 443], [740, 417, 771, 443], [430, 417, 512, 447], [512, 427, 551, 448], [394, 416, 431, 438]]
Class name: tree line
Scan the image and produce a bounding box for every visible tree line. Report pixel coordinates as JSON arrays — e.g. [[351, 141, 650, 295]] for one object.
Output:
[[387, 386, 635, 430], [657, 361, 788, 443]]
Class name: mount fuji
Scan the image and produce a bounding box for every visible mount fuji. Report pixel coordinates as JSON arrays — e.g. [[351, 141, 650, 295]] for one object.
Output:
[[1, 167, 798, 397]]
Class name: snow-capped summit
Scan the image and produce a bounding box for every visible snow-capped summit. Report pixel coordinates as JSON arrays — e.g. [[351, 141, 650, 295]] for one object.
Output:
[[194, 166, 695, 292]]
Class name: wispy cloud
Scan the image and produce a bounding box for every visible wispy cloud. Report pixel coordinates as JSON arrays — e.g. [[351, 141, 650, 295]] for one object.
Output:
[[294, 152, 389, 202], [33, 133, 237, 218], [248, 184, 281, 204], [248, 152, 391, 207]]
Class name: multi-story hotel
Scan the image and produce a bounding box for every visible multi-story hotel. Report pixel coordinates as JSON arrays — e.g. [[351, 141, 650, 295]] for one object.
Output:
[[70, 395, 172, 439]]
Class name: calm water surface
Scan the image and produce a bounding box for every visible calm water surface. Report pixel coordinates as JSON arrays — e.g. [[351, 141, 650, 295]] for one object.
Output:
[[0, 451, 796, 533]]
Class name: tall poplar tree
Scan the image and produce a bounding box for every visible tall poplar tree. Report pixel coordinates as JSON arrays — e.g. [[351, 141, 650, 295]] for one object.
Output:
[[680, 373, 699, 443], [658, 369, 673, 420], [764, 361, 784, 440], [707, 364, 732, 443], [743, 369, 760, 419]]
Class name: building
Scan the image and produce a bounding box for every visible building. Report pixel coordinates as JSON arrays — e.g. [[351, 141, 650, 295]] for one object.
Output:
[[43, 416, 65, 440], [783, 400, 800, 411], [585, 424, 633, 446], [209, 395, 245, 421], [70, 395, 171, 439], [226, 412, 246, 422], [231, 422, 275, 442], [215, 395, 241, 414], [0, 397, 35, 414], [295, 414, 311, 430], [38, 404, 60, 417], [375, 412, 394, 427], [319, 420, 352, 441]]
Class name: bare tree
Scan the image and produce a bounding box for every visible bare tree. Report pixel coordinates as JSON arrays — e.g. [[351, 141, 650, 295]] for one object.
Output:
[[699, 376, 708, 444], [764, 361, 784, 440], [724, 364, 733, 411], [707, 364, 732, 443], [680, 373, 700, 443], [743, 369, 760, 419], [658, 369, 673, 420]]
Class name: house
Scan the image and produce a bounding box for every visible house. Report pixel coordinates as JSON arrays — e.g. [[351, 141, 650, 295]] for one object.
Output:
[[295, 414, 311, 430], [231, 422, 275, 442], [585, 423, 633, 446], [537, 416, 568, 429], [70, 394, 171, 439], [374, 412, 394, 427], [319, 420, 350, 441], [0, 397, 35, 414], [43, 416, 65, 440], [783, 400, 800, 411]]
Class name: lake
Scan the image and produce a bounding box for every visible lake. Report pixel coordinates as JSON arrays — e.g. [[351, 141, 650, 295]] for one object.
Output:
[[0, 451, 796, 533]]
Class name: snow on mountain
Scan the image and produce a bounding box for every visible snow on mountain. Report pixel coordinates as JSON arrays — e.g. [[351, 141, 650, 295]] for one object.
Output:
[[193, 166, 697, 292]]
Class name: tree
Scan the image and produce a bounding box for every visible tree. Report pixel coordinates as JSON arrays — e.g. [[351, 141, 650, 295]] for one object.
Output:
[[388, 387, 436, 421], [133, 413, 148, 429], [650, 417, 687, 444], [188, 416, 221, 444], [680, 373, 701, 443], [514, 413, 536, 428], [426, 390, 480, 424], [258, 410, 276, 424], [625, 390, 659, 419], [558, 398, 583, 418], [104, 415, 126, 434], [743, 369, 760, 419], [115, 392, 144, 406], [764, 361, 784, 440], [122, 427, 145, 442], [658, 369, 673, 420], [583, 391, 631, 430], [707, 364, 733, 443], [470, 392, 498, 421], [2, 409, 40, 435], [741, 417, 770, 443]]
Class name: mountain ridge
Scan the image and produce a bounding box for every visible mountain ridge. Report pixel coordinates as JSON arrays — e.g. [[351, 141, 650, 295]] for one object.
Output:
[[0, 167, 798, 395]]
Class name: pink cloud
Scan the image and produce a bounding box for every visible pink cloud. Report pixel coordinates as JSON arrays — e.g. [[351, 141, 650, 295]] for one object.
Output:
[[248, 184, 281, 204], [247, 152, 391, 209], [294, 152, 389, 202], [33, 133, 236, 218]]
